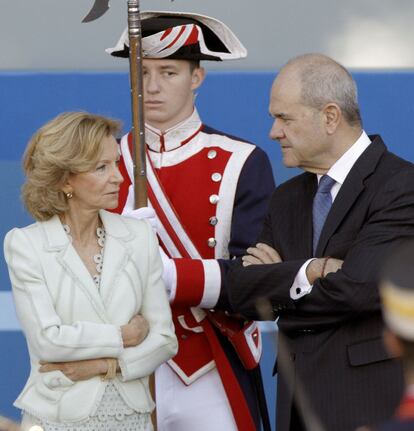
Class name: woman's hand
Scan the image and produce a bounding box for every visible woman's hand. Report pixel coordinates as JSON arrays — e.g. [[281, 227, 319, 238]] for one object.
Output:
[[39, 358, 108, 381], [39, 315, 150, 381], [121, 314, 149, 347], [0, 415, 20, 431]]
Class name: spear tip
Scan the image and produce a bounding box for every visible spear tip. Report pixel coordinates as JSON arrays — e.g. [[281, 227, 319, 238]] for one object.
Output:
[[82, 0, 110, 23]]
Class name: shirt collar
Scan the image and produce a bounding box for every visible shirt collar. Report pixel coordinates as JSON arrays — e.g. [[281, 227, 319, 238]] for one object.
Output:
[[145, 109, 202, 153], [318, 130, 371, 185]]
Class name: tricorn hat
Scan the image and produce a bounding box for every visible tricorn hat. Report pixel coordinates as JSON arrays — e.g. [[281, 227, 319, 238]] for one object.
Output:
[[106, 11, 247, 61]]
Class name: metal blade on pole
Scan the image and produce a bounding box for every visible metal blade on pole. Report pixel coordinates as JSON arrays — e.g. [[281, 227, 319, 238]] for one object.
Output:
[[82, 0, 110, 23]]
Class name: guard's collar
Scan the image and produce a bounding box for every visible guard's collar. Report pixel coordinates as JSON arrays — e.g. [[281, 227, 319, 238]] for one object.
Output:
[[145, 109, 202, 152]]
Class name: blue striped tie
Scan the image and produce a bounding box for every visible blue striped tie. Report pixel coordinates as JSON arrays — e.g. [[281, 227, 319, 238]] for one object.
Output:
[[313, 175, 335, 255]]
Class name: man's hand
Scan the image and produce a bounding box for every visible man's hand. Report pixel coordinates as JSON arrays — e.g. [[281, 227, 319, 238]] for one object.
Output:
[[242, 243, 282, 266], [121, 314, 149, 347], [39, 358, 108, 381], [324, 257, 343, 276], [306, 257, 343, 285]]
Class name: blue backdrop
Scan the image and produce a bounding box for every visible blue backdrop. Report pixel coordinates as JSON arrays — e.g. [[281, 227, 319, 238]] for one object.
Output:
[[1, 70, 414, 428]]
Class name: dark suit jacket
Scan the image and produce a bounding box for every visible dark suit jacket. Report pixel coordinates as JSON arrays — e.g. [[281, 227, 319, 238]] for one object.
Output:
[[228, 136, 414, 431], [372, 392, 414, 431]]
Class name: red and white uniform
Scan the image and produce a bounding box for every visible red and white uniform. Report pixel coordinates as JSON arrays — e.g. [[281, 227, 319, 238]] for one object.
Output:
[[115, 109, 275, 430]]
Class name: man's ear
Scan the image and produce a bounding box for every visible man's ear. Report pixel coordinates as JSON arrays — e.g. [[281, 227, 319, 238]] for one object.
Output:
[[383, 328, 404, 358], [191, 67, 206, 91], [322, 103, 341, 135]]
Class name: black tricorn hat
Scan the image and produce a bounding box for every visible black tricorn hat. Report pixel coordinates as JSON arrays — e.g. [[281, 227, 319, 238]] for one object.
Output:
[[106, 11, 247, 61]]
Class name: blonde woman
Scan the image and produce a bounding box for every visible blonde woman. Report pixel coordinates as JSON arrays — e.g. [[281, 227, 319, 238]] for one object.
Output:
[[3, 112, 177, 431]]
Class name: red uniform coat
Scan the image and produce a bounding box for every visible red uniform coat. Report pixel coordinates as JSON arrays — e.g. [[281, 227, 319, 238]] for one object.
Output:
[[114, 110, 275, 429]]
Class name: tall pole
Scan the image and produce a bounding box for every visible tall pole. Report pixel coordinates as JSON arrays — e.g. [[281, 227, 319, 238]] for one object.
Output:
[[128, 3, 156, 428], [128, 0, 147, 209]]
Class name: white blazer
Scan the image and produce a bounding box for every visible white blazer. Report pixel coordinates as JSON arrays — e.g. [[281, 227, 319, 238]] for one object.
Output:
[[3, 210, 177, 423]]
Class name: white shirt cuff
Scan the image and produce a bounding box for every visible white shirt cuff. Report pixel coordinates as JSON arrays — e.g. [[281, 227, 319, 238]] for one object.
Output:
[[290, 259, 316, 300]]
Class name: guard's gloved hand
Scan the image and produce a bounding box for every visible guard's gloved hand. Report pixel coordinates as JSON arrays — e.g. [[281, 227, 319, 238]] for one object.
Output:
[[122, 206, 157, 232], [158, 246, 177, 299]]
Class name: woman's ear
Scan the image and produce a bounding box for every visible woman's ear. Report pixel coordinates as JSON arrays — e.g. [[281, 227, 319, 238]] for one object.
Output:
[[61, 176, 73, 196]]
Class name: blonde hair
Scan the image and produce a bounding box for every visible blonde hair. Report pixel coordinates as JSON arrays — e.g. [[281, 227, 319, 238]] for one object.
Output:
[[22, 112, 121, 221]]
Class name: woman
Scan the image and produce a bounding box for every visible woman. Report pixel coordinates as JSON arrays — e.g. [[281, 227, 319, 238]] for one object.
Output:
[[3, 112, 177, 430]]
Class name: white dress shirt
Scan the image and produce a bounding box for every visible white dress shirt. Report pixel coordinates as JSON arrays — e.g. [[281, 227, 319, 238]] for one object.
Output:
[[290, 131, 371, 300]]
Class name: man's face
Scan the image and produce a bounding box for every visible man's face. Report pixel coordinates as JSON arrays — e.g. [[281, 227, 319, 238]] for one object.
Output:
[[268, 69, 329, 173], [143, 58, 204, 132]]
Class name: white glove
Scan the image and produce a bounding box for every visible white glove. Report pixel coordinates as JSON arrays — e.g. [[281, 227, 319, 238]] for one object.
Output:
[[122, 206, 157, 232], [158, 246, 177, 301]]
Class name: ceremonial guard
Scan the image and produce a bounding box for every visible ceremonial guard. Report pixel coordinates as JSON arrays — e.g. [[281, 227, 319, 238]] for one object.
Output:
[[107, 11, 275, 431]]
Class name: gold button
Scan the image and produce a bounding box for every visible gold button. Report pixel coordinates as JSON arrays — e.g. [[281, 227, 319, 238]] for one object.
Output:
[[208, 150, 217, 159], [209, 194, 219, 204], [211, 173, 222, 182], [209, 216, 218, 226], [207, 238, 217, 248]]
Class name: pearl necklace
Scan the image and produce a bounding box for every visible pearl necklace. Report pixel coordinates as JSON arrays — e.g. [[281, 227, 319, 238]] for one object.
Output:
[[63, 224, 106, 288]]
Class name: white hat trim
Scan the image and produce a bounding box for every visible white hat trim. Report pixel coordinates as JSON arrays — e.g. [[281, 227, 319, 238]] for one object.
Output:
[[144, 24, 196, 58]]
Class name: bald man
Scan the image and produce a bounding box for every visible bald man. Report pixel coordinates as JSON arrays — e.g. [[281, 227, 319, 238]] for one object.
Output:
[[228, 54, 414, 431]]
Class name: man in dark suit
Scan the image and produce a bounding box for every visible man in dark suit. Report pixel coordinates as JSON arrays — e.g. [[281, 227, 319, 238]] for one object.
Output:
[[227, 53, 414, 431]]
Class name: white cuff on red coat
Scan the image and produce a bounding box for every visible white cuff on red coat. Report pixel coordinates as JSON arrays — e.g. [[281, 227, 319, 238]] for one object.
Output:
[[199, 259, 221, 308], [171, 258, 221, 308]]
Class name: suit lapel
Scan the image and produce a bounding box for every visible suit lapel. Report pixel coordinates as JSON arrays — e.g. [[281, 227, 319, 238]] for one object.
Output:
[[41, 211, 135, 321], [41, 215, 109, 321], [98, 210, 135, 306], [315, 137, 386, 256], [300, 173, 317, 258]]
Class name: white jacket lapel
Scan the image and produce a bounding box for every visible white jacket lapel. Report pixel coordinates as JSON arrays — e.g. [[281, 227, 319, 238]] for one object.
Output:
[[98, 210, 135, 305], [41, 215, 109, 322]]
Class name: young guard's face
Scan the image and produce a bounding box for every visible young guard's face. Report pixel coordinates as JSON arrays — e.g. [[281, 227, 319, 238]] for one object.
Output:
[[143, 58, 205, 133]]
